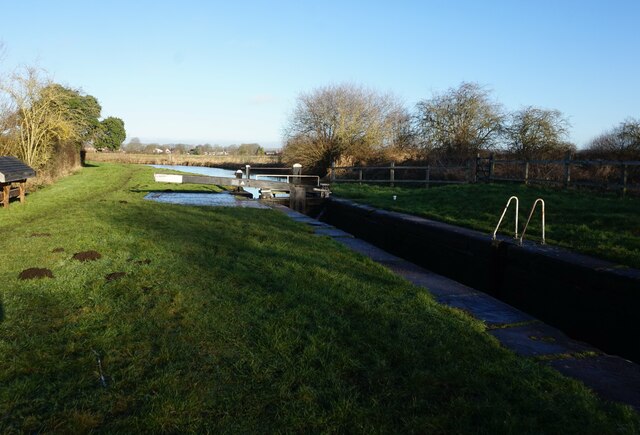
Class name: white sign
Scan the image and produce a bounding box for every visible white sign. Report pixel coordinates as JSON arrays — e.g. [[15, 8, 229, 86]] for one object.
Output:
[[154, 174, 183, 183]]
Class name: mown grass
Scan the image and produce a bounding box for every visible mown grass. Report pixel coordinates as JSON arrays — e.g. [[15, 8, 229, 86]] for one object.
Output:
[[0, 163, 638, 432], [332, 183, 640, 269]]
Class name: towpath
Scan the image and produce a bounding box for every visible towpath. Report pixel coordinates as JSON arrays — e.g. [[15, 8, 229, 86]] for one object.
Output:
[[273, 204, 640, 412]]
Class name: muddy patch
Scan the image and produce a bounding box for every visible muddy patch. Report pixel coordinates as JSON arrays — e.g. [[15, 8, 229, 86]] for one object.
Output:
[[105, 272, 126, 282], [119, 200, 128, 204], [72, 250, 102, 262], [19, 268, 54, 280], [30, 232, 51, 238], [52, 247, 65, 253]]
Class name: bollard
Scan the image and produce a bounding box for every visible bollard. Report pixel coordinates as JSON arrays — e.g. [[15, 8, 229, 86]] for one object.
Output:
[[234, 170, 244, 192], [292, 163, 302, 185]]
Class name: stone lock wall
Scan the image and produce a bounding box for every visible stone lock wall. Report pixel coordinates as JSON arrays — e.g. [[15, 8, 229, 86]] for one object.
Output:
[[322, 198, 640, 363]]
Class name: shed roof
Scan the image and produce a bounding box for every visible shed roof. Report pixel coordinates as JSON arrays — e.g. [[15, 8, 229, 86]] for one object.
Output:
[[0, 156, 36, 183]]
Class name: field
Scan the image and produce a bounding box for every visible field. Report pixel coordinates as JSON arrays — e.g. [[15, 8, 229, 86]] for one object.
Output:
[[86, 151, 280, 167], [331, 183, 640, 269], [0, 163, 638, 432]]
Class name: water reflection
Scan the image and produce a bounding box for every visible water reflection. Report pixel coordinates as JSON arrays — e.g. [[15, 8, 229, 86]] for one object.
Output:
[[144, 191, 269, 208]]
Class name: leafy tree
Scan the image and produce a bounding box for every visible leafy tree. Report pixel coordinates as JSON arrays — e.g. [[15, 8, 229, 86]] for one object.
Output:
[[503, 106, 574, 158], [415, 82, 503, 157], [0, 67, 80, 167], [192, 143, 213, 155], [45, 84, 102, 146], [282, 83, 405, 174], [587, 118, 640, 159], [95, 117, 126, 150], [238, 143, 264, 155]]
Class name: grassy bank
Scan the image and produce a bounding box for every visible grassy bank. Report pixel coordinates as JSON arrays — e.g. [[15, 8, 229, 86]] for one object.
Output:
[[87, 151, 281, 167], [332, 183, 640, 269], [0, 163, 638, 432]]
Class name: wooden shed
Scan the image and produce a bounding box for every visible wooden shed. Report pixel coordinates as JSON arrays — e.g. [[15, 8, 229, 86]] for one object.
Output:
[[0, 156, 36, 208]]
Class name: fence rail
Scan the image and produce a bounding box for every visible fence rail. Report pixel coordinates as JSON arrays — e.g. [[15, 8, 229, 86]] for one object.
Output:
[[329, 155, 640, 195], [330, 161, 473, 188]]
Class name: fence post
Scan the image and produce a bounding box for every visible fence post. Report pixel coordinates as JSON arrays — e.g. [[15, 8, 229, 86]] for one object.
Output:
[[330, 161, 336, 183], [425, 166, 430, 188], [563, 153, 572, 189], [524, 161, 529, 185], [488, 153, 495, 182], [466, 160, 472, 183], [18, 181, 26, 203], [621, 164, 629, 197], [390, 162, 395, 187], [475, 153, 481, 182], [359, 168, 363, 185]]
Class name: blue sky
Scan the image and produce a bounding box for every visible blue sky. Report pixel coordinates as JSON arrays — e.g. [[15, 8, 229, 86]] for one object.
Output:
[[1, 0, 638, 148]]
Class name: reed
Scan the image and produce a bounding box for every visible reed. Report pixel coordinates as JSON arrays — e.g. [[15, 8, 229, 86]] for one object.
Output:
[[87, 151, 281, 168]]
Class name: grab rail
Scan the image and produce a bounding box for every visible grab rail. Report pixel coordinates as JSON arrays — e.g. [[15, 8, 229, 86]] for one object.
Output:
[[492, 196, 519, 240], [519, 198, 545, 246]]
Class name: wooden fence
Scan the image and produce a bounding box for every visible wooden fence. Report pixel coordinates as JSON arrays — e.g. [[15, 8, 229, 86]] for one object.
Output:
[[330, 155, 640, 195], [329, 161, 473, 188]]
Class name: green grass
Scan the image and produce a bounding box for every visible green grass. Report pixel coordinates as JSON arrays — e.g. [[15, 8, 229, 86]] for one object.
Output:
[[0, 163, 638, 432], [332, 183, 640, 269]]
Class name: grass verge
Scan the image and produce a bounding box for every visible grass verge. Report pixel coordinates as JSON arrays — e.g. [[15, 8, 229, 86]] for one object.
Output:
[[0, 163, 638, 432], [331, 183, 640, 269]]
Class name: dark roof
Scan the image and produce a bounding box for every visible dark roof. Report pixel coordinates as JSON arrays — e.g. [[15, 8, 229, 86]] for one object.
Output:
[[0, 156, 36, 183]]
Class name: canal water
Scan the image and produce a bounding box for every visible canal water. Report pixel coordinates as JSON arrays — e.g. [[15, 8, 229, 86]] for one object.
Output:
[[150, 164, 272, 197], [146, 164, 287, 207], [144, 191, 270, 208]]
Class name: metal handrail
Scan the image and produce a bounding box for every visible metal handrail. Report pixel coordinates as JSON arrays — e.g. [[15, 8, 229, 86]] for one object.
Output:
[[255, 174, 320, 186], [519, 198, 545, 246], [492, 196, 519, 240]]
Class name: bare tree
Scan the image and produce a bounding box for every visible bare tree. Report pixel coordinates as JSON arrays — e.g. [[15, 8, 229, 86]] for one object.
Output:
[[0, 42, 13, 155], [415, 82, 503, 158], [503, 106, 574, 159], [282, 83, 406, 174], [0, 68, 80, 168], [587, 118, 640, 159]]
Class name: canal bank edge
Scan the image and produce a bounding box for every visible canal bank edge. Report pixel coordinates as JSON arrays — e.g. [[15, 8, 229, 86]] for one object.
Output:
[[320, 197, 640, 364]]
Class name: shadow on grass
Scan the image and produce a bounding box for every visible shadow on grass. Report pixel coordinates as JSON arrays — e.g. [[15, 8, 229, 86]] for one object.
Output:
[[0, 287, 113, 431], [4, 189, 631, 432]]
